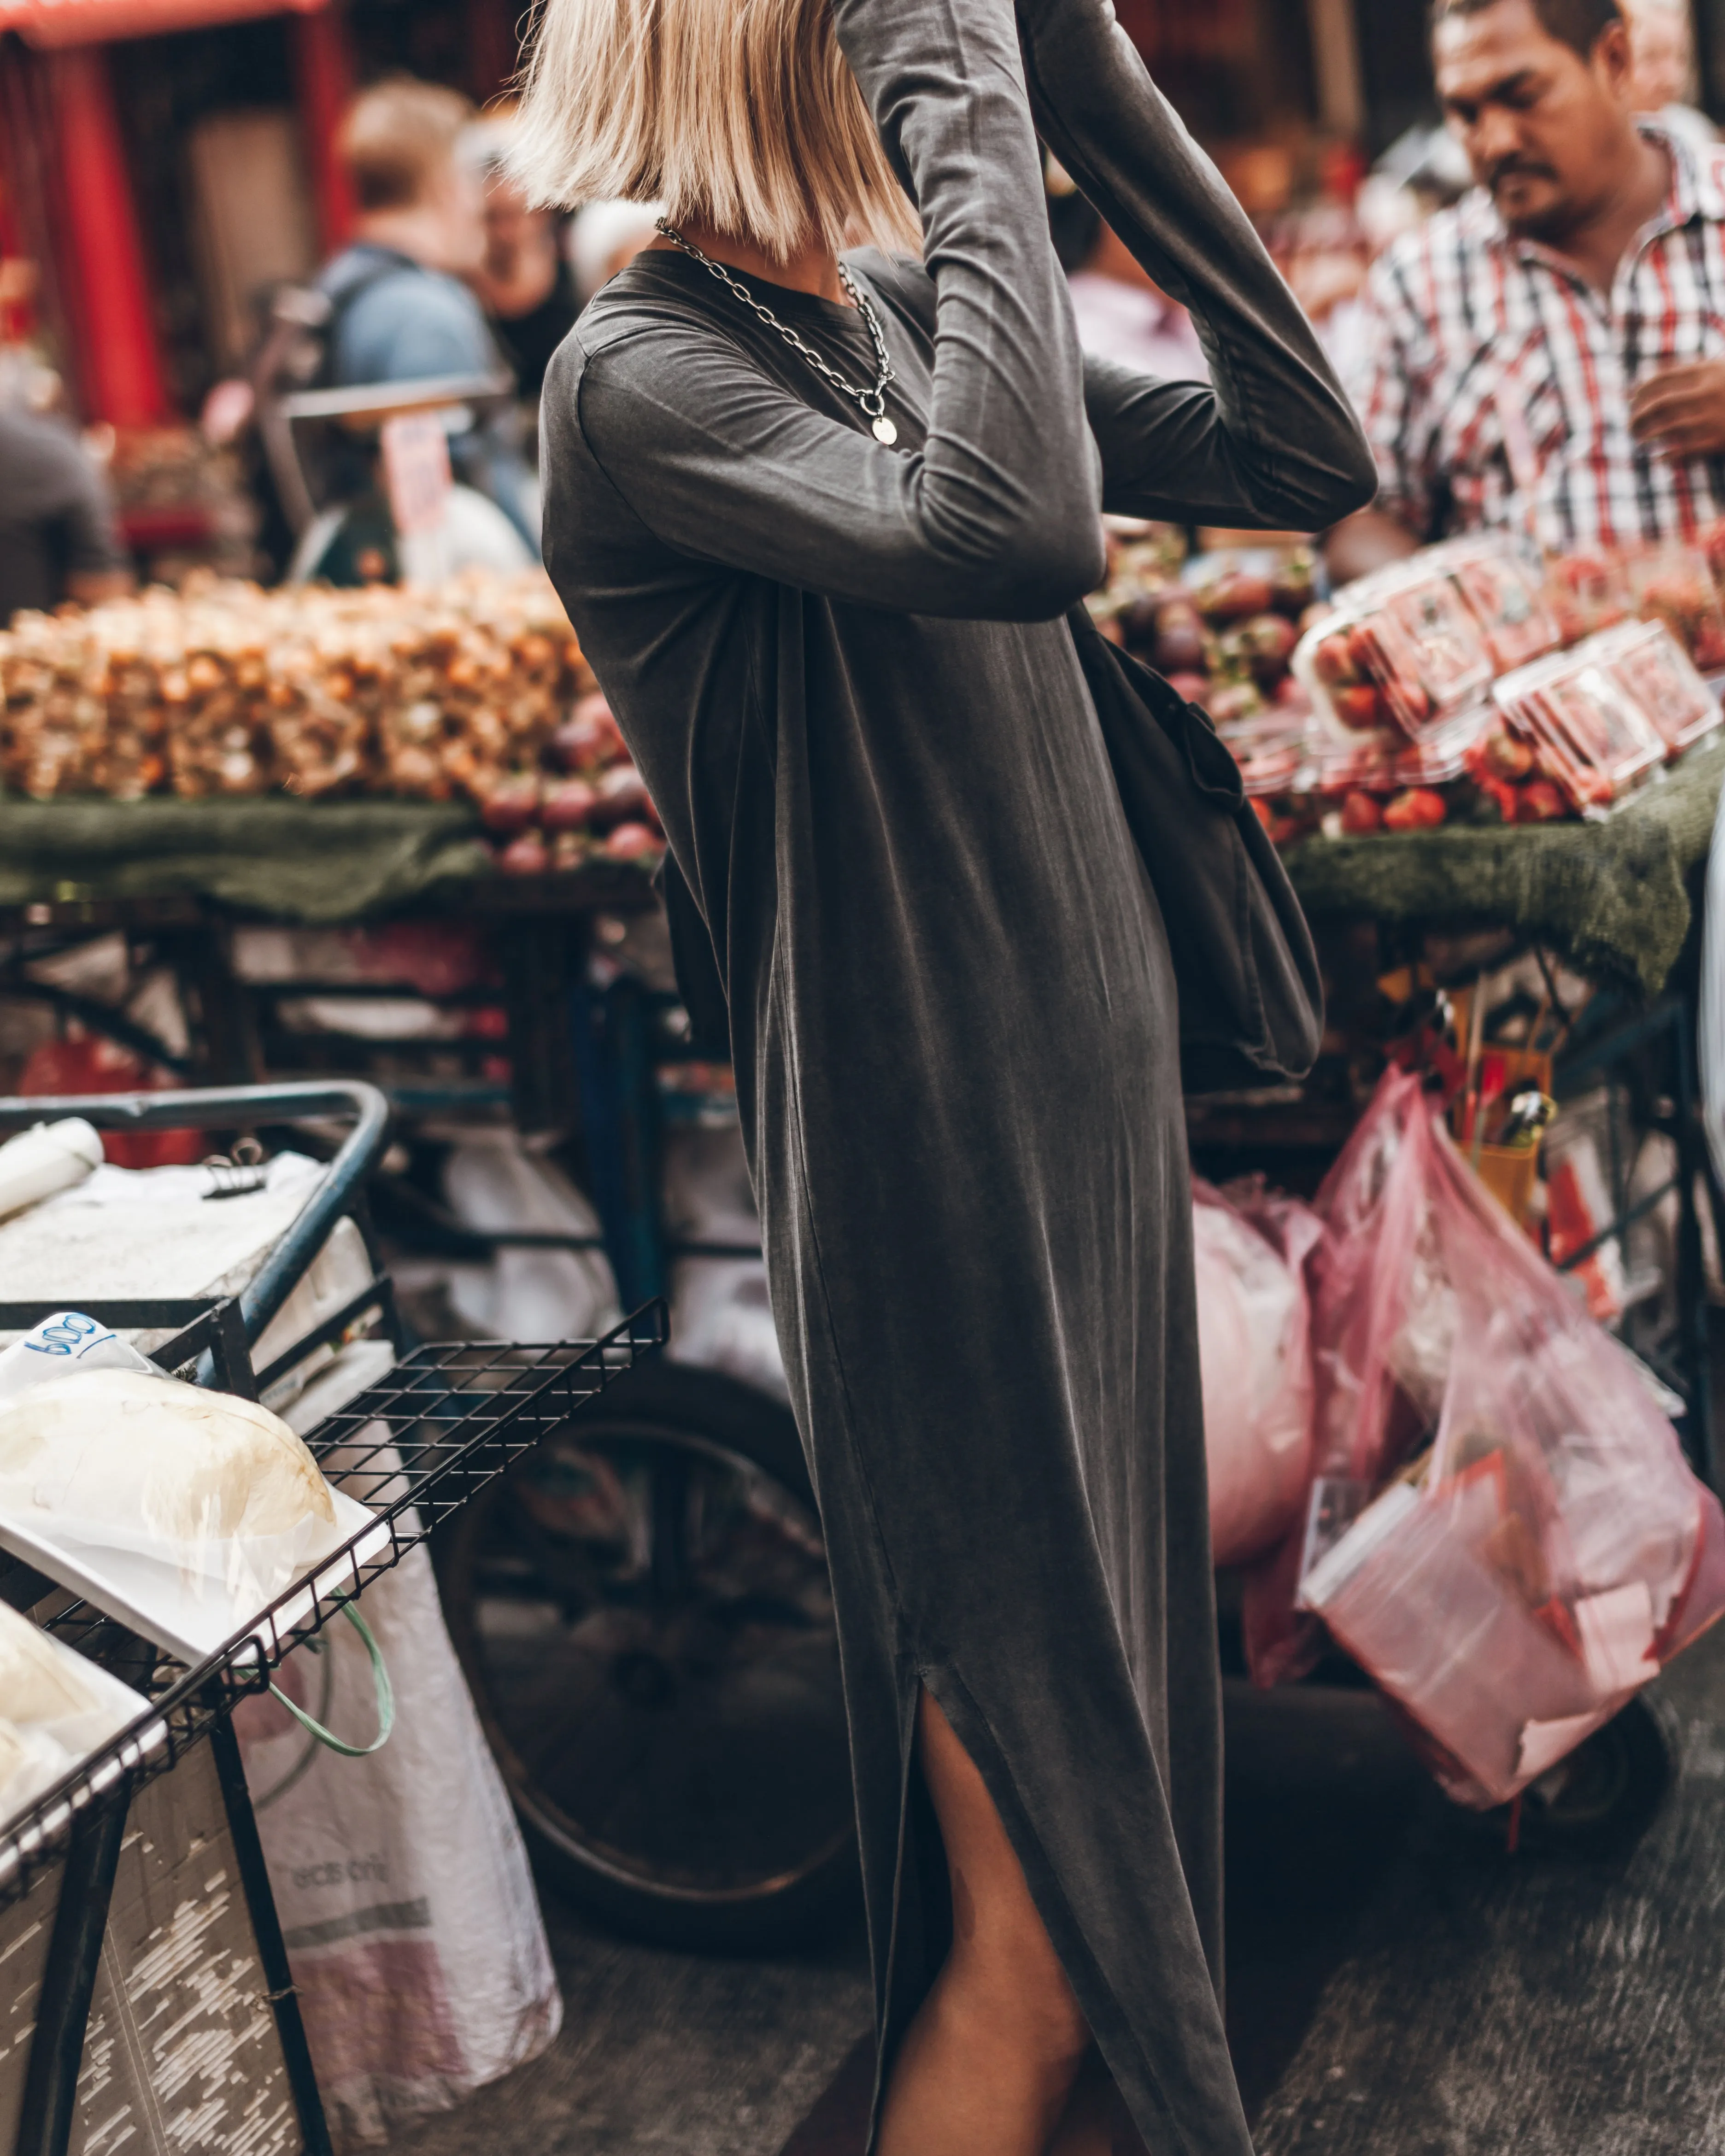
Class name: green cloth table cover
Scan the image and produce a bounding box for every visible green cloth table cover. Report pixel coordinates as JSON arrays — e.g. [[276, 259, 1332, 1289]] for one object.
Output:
[[0, 730, 1719, 993], [0, 800, 489, 922], [1285, 731, 1725, 996]]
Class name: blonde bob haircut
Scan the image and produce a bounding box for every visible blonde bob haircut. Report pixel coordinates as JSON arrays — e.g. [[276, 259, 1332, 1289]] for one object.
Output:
[[508, 0, 921, 263]]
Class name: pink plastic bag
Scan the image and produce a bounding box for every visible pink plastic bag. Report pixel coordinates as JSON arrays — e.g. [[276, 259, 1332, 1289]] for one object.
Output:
[[1244, 1067, 1445, 1684], [1279, 1072, 1725, 1804], [1194, 1180, 1319, 1567]]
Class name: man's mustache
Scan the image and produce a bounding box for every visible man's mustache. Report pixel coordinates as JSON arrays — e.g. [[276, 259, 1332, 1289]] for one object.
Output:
[[1486, 155, 1558, 190]]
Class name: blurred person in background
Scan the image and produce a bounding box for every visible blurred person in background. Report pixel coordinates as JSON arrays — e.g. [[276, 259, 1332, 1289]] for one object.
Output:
[[318, 79, 539, 550], [1330, 0, 1725, 581], [567, 199, 663, 307], [1624, 0, 1716, 149], [1047, 165, 1208, 379], [0, 406, 132, 624], [464, 112, 580, 403]]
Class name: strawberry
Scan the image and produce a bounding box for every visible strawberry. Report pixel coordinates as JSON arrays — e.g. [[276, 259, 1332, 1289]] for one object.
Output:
[[1483, 731, 1535, 782], [1383, 787, 1447, 831], [1516, 778, 1567, 822], [1312, 633, 1360, 688], [1333, 684, 1383, 730], [1340, 790, 1384, 834]]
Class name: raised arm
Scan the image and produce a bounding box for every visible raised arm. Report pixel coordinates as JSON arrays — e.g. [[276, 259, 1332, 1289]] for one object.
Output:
[[1017, 0, 1376, 531], [559, 0, 1108, 623]]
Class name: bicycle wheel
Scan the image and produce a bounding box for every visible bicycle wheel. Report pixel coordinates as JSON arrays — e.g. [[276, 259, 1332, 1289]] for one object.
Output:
[[434, 1359, 858, 1949]]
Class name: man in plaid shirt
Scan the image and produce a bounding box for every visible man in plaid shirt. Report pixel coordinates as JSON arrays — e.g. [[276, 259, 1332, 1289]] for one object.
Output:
[[1330, 0, 1725, 581]]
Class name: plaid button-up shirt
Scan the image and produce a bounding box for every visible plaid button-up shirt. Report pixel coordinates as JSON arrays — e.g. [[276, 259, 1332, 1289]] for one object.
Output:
[[1349, 124, 1725, 552]]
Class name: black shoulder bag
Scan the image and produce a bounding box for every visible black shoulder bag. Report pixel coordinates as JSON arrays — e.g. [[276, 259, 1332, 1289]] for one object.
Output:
[[1064, 602, 1323, 1096]]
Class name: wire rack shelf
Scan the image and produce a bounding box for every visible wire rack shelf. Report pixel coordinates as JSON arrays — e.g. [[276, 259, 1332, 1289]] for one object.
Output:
[[0, 1300, 668, 1908]]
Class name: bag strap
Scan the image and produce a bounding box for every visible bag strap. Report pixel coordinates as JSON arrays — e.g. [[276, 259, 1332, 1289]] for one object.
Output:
[[269, 1599, 395, 1758]]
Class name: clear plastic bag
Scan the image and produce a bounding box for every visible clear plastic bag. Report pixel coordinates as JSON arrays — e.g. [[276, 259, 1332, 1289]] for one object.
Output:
[[1590, 618, 1722, 755], [0, 1598, 148, 1830], [1289, 1078, 1725, 1804], [1425, 535, 1564, 673], [0, 1365, 340, 1610], [1193, 1180, 1319, 1567]]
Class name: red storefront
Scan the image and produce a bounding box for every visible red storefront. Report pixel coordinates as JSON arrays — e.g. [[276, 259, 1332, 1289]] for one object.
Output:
[[0, 0, 515, 431], [0, 0, 1362, 444]]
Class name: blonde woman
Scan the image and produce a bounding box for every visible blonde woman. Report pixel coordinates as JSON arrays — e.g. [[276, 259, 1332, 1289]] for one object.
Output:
[[514, 0, 1372, 2146]]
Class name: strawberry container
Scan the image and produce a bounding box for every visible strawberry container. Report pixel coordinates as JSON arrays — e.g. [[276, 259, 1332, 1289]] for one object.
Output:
[[1493, 638, 1667, 817], [1423, 536, 1564, 672], [1295, 561, 1495, 746], [1622, 540, 1725, 672], [1588, 618, 1722, 755]]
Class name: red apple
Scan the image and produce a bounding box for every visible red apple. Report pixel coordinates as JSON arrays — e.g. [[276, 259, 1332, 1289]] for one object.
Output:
[[589, 762, 652, 827], [479, 775, 541, 834], [541, 776, 600, 832], [499, 831, 549, 874], [604, 821, 662, 861]]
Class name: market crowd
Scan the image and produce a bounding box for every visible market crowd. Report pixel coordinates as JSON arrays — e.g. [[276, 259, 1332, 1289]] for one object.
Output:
[[4, 0, 1725, 619]]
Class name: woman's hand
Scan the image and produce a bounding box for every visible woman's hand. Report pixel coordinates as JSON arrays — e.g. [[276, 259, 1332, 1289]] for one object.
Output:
[[1013, 0, 1376, 529]]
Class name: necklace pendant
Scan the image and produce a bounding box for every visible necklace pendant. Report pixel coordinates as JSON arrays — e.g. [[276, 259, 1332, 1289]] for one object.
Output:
[[871, 414, 898, 446]]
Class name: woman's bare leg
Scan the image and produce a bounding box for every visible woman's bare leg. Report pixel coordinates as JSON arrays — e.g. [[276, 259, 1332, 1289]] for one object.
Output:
[[874, 1690, 1091, 2156], [1048, 2053, 1151, 2156]]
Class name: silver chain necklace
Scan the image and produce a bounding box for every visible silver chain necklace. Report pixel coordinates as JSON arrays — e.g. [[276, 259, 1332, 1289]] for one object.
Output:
[[655, 218, 900, 445]]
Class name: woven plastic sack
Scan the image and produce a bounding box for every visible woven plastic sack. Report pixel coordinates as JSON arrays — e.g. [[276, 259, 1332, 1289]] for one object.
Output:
[[233, 1407, 559, 2149], [1194, 1180, 1319, 1567], [1293, 1084, 1725, 1804]]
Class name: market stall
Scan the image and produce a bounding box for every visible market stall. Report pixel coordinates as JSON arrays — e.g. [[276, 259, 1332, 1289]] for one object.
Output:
[[2, 526, 1723, 1921]]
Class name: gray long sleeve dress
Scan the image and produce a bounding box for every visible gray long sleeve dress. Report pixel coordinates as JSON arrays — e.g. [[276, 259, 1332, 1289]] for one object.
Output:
[[540, 0, 1373, 2144]]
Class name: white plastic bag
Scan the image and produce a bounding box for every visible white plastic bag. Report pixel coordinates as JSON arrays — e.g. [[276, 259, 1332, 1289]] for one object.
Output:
[[663, 1125, 787, 1399], [0, 1599, 149, 1831], [0, 1366, 339, 1608], [232, 1361, 560, 2149], [1193, 1183, 1318, 1566], [0, 1119, 102, 1224], [0, 1307, 158, 1405], [439, 1128, 618, 1342]]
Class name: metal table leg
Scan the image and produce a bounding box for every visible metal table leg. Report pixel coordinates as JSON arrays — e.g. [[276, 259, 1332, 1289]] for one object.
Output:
[[14, 1793, 131, 2156], [207, 1711, 333, 2156]]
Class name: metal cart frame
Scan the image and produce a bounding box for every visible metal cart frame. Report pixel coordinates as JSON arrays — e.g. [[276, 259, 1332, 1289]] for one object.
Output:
[[0, 1080, 665, 2156]]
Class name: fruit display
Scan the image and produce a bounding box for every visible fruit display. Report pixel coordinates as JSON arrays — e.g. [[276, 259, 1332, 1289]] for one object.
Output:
[[1090, 526, 1319, 730], [1590, 619, 1722, 755], [0, 569, 666, 871], [1424, 536, 1564, 672], [1544, 551, 1632, 647], [1490, 632, 1669, 817], [1296, 561, 1495, 743], [1621, 541, 1725, 672], [480, 689, 666, 874]]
